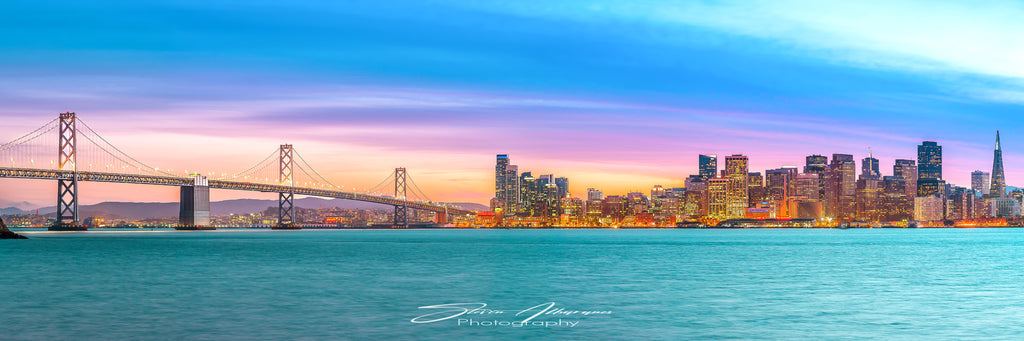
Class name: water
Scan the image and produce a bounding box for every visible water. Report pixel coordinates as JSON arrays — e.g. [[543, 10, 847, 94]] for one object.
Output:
[[4, 228, 1024, 340]]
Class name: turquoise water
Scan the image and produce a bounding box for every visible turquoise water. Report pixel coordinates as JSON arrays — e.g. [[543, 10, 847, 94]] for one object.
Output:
[[4, 228, 1024, 340]]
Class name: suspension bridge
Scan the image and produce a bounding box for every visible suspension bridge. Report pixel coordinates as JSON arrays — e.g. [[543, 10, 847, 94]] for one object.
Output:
[[0, 112, 477, 230]]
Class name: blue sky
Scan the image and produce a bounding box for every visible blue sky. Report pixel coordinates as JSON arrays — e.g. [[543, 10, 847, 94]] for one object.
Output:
[[1, 0, 1023, 206]]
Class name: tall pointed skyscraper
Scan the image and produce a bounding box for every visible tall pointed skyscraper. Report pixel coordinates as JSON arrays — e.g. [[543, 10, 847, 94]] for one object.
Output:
[[990, 131, 1006, 198]]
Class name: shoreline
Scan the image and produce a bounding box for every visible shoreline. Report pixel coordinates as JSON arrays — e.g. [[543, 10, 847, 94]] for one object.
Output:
[[9, 226, 1024, 233]]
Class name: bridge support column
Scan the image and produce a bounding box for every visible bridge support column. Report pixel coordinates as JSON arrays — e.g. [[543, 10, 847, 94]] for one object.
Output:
[[274, 144, 299, 230], [51, 112, 84, 231], [435, 210, 447, 225], [393, 167, 408, 228], [177, 175, 213, 230]]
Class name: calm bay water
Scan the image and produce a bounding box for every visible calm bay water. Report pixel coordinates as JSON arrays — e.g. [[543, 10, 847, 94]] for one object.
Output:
[[4, 228, 1024, 340]]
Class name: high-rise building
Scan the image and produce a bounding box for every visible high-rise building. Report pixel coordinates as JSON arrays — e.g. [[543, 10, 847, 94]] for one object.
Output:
[[651, 185, 666, 199], [855, 176, 882, 222], [765, 167, 798, 202], [724, 155, 749, 219], [893, 159, 917, 198], [826, 154, 856, 221], [914, 196, 944, 222], [917, 178, 945, 198], [804, 155, 829, 201], [880, 176, 911, 222], [861, 155, 879, 177], [495, 154, 510, 205], [917, 141, 942, 181], [707, 177, 728, 219], [685, 175, 705, 191], [587, 188, 604, 201], [504, 165, 520, 214], [990, 131, 1006, 198], [519, 172, 537, 216], [972, 171, 991, 196], [948, 186, 975, 220], [747, 172, 765, 207], [555, 177, 569, 199], [795, 173, 820, 200], [699, 154, 718, 179]]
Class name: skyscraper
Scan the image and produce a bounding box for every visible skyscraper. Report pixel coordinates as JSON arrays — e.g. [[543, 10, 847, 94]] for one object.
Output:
[[724, 155, 749, 219], [826, 154, 856, 221], [747, 172, 765, 207], [861, 155, 879, 178], [504, 165, 520, 213], [917, 141, 942, 181], [804, 155, 829, 202], [555, 177, 569, 199], [893, 159, 917, 198], [972, 171, 991, 196], [699, 154, 718, 179], [990, 131, 1006, 198], [495, 154, 509, 205], [707, 177, 728, 219]]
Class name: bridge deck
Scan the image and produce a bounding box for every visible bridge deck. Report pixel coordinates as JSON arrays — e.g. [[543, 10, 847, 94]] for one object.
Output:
[[0, 167, 474, 215]]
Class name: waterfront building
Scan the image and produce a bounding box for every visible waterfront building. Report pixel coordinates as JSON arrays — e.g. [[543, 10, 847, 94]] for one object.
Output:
[[707, 177, 729, 219], [724, 155, 749, 219], [991, 197, 1020, 217], [766, 167, 797, 202], [972, 171, 991, 197], [990, 131, 1006, 198], [948, 187, 975, 220], [914, 196, 944, 222], [855, 175, 882, 222], [561, 197, 584, 225], [699, 154, 718, 179], [881, 176, 912, 221], [601, 196, 627, 219], [825, 154, 856, 221]]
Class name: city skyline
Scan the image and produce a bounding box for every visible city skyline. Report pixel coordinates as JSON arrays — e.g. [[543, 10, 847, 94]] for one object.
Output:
[[3, 1, 1024, 208]]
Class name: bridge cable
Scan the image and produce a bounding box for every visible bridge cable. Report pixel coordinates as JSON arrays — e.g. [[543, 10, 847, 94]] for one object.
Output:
[[78, 119, 176, 176], [292, 149, 345, 190], [406, 173, 433, 203], [0, 118, 58, 152], [219, 149, 278, 180]]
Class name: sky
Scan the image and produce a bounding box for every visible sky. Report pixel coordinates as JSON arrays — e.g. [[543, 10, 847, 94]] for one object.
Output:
[[1, 0, 1024, 209]]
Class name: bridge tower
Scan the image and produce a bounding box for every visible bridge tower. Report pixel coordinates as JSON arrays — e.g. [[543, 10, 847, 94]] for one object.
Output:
[[275, 144, 299, 229], [51, 112, 85, 231], [394, 167, 408, 228]]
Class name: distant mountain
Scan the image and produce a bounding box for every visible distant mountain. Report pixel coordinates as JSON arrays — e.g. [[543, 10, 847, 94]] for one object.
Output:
[[27, 198, 486, 220], [1, 207, 29, 215], [448, 202, 488, 211]]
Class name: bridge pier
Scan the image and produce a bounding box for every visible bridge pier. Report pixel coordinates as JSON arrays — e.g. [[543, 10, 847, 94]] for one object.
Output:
[[435, 210, 448, 225], [177, 175, 213, 230], [51, 112, 85, 231]]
